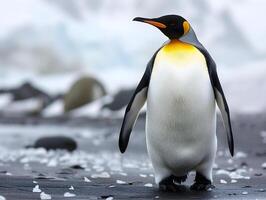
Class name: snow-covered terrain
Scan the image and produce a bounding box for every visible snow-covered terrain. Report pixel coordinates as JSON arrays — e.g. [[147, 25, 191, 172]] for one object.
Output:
[[0, 0, 265, 114]]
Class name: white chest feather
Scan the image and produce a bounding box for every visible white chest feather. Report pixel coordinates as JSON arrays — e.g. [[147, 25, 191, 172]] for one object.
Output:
[[146, 40, 216, 180]]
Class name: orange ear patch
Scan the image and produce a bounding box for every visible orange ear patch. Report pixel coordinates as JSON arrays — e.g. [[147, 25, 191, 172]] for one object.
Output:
[[183, 21, 190, 35], [144, 20, 167, 29]]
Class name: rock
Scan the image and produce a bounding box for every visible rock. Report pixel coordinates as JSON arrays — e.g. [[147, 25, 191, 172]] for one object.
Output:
[[64, 76, 106, 112], [0, 82, 54, 116], [28, 136, 77, 151], [12, 82, 51, 105], [102, 89, 134, 111]]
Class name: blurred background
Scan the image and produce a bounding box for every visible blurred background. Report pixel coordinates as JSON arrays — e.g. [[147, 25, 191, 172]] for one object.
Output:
[[0, 0, 266, 118]]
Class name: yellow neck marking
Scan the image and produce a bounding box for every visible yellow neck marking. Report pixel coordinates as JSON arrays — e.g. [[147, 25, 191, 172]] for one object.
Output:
[[155, 39, 206, 70]]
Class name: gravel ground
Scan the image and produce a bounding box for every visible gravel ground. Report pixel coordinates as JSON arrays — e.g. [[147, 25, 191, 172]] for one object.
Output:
[[0, 113, 265, 199]]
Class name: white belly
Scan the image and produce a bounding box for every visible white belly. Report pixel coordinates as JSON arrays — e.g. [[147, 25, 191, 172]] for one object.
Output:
[[146, 41, 217, 182]]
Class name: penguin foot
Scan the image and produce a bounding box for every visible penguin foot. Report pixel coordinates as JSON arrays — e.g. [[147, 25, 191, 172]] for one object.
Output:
[[190, 172, 215, 191], [159, 175, 187, 192], [190, 182, 215, 191]]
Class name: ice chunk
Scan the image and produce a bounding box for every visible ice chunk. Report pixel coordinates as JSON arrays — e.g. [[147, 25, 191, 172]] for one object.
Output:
[[32, 185, 41, 193], [64, 192, 76, 197], [40, 192, 51, 200]]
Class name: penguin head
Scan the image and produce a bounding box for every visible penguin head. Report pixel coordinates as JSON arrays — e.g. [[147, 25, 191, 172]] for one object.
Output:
[[133, 15, 190, 40]]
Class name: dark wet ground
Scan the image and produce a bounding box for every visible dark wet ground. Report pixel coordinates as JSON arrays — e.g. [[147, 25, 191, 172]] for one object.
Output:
[[0, 113, 266, 199]]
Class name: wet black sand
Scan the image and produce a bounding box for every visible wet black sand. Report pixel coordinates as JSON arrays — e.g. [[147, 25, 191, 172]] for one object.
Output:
[[0, 113, 265, 199]]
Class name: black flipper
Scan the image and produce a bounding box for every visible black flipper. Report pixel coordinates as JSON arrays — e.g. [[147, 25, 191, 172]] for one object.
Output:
[[180, 28, 234, 156], [119, 50, 160, 153]]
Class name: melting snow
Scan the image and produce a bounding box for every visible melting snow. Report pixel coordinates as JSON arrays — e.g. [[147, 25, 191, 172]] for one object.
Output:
[[0, 195, 6, 200], [144, 183, 153, 187], [139, 174, 147, 178], [116, 180, 126, 184], [231, 179, 237, 183], [220, 179, 227, 184], [91, 172, 110, 178], [69, 186, 74, 190], [216, 169, 250, 179], [64, 192, 76, 197], [261, 162, 266, 169], [235, 151, 247, 158], [32, 185, 41, 193], [84, 177, 91, 182], [40, 192, 51, 200]]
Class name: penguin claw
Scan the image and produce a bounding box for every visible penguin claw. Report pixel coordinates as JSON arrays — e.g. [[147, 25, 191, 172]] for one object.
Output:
[[190, 183, 215, 191]]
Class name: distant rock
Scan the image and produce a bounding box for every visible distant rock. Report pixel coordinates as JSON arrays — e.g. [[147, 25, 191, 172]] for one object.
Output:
[[28, 136, 77, 151], [102, 89, 134, 111], [11, 82, 51, 106], [64, 76, 106, 112], [0, 82, 54, 115]]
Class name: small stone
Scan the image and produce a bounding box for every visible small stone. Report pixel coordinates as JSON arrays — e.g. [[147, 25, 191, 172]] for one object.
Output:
[[226, 167, 236, 172], [242, 185, 251, 188]]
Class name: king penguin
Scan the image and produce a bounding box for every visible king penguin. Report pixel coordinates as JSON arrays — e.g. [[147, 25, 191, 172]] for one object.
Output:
[[119, 15, 234, 191]]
